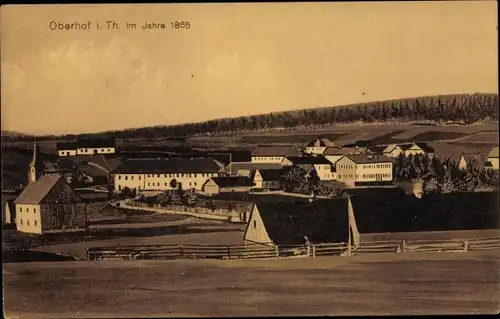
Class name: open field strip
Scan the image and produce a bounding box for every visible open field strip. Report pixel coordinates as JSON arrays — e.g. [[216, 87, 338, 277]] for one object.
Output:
[[3, 250, 499, 317]]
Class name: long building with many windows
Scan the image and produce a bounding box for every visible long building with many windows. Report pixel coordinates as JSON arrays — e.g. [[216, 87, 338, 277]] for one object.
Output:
[[110, 158, 225, 192]]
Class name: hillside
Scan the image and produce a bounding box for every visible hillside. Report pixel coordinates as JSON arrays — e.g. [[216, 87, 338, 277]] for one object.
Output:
[[2, 93, 498, 142]]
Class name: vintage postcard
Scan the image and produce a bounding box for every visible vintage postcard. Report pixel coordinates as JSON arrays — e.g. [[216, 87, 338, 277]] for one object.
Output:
[[1, 1, 498, 317]]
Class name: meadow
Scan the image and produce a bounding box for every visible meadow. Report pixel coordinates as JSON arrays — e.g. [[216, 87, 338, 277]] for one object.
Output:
[[3, 250, 499, 317]]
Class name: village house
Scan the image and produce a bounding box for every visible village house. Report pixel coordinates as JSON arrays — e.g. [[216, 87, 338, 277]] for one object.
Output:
[[285, 156, 336, 180], [251, 146, 301, 164], [111, 158, 224, 193], [252, 169, 283, 191], [57, 138, 116, 156], [202, 176, 254, 196], [402, 142, 435, 157], [382, 144, 405, 158], [14, 175, 87, 235], [225, 162, 283, 177], [457, 153, 486, 171], [304, 138, 336, 156], [323, 146, 367, 165], [243, 199, 353, 246], [335, 154, 394, 187], [486, 146, 499, 170]]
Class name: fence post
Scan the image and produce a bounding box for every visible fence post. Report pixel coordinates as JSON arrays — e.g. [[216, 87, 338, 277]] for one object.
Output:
[[402, 240, 407, 253], [396, 244, 401, 254], [275, 245, 279, 259], [463, 240, 468, 252], [312, 245, 316, 258], [227, 245, 231, 259], [179, 245, 184, 257], [306, 244, 311, 257]]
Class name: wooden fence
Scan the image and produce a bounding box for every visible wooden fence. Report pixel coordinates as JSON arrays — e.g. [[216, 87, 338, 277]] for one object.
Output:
[[86, 236, 500, 261]]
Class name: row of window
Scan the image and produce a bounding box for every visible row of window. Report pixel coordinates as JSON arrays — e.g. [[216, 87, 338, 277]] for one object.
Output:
[[361, 173, 391, 179], [338, 174, 354, 179], [19, 207, 36, 213], [338, 164, 355, 170], [19, 219, 37, 226], [361, 164, 392, 169], [118, 173, 217, 180], [145, 182, 198, 187], [253, 157, 283, 161]]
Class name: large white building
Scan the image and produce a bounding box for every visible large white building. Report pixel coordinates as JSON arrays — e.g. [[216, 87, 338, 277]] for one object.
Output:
[[335, 154, 393, 187], [111, 158, 225, 193], [251, 146, 301, 164], [57, 138, 116, 156]]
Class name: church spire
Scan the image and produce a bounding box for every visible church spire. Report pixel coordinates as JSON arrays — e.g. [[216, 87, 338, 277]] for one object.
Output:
[[28, 139, 43, 184]]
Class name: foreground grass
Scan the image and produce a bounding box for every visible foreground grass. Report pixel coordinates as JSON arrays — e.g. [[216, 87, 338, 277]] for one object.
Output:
[[3, 251, 499, 317]]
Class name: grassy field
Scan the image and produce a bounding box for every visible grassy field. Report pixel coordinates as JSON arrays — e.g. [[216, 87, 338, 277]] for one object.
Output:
[[3, 250, 499, 317]]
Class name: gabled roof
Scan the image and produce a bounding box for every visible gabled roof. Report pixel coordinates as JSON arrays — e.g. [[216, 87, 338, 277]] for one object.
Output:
[[306, 138, 336, 147], [488, 146, 499, 158], [111, 158, 222, 174], [78, 164, 110, 178], [14, 175, 62, 204], [342, 154, 393, 164], [252, 199, 350, 245], [251, 146, 300, 157], [209, 176, 253, 188], [256, 169, 283, 181], [285, 156, 332, 165], [382, 144, 401, 153], [397, 142, 435, 153], [225, 162, 283, 175], [366, 146, 386, 154]]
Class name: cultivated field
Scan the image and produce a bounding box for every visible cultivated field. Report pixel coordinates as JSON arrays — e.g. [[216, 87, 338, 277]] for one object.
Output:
[[3, 250, 499, 317]]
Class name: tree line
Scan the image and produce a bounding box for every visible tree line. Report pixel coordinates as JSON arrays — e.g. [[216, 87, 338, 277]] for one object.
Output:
[[393, 154, 499, 194], [4, 93, 497, 142]]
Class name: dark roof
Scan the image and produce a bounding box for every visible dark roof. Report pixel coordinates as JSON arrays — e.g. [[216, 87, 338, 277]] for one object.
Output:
[[14, 175, 62, 204], [57, 138, 116, 150], [306, 138, 335, 147], [367, 146, 386, 154], [286, 156, 332, 165], [343, 154, 393, 164], [251, 146, 300, 157], [78, 164, 109, 178], [257, 169, 283, 181], [210, 176, 253, 188], [225, 162, 283, 174], [324, 146, 366, 156], [253, 199, 350, 245], [348, 191, 498, 233], [111, 158, 222, 174]]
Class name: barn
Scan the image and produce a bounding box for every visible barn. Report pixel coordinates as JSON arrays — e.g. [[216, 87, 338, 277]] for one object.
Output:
[[14, 175, 87, 234]]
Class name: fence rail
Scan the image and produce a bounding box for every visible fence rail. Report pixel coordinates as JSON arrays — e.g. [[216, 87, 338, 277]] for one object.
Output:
[[86, 236, 500, 261]]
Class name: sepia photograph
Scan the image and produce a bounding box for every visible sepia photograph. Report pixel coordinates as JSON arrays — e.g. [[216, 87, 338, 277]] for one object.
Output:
[[1, 1, 499, 317]]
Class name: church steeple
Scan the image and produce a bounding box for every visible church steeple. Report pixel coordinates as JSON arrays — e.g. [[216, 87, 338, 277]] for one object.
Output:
[[28, 140, 43, 184]]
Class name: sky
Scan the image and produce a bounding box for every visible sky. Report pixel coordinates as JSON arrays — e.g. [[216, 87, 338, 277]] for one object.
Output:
[[1, 2, 498, 135]]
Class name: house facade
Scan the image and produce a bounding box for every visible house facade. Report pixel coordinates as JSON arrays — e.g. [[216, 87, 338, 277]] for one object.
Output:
[[304, 138, 336, 156], [14, 175, 87, 235], [336, 154, 393, 187], [251, 146, 300, 164], [202, 176, 253, 196], [252, 169, 282, 190], [382, 144, 405, 158], [111, 158, 224, 193], [286, 156, 336, 180], [57, 138, 116, 156], [486, 146, 499, 170]]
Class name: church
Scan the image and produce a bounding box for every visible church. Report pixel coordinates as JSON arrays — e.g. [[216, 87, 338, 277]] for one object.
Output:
[[12, 141, 87, 234]]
